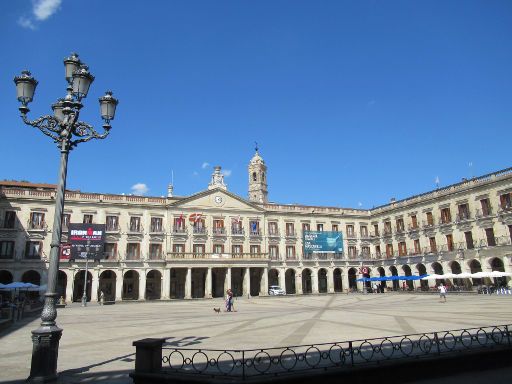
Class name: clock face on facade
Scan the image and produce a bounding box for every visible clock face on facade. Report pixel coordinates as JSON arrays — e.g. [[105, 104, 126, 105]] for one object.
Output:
[[214, 195, 223, 205]]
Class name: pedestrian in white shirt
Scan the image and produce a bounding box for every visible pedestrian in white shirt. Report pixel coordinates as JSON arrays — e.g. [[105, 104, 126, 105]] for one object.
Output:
[[438, 283, 447, 303]]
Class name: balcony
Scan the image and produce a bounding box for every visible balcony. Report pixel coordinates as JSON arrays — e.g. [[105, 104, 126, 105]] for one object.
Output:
[[231, 228, 245, 237], [147, 252, 164, 261], [105, 224, 120, 233], [285, 230, 297, 238], [475, 208, 493, 220], [249, 230, 261, 237], [455, 213, 471, 223], [407, 224, 420, 233], [127, 224, 144, 234], [395, 227, 406, 235], [167, 252, 268, 260], [498, 205, 512, 218], [27, 220, 47, 231], [360, 232, 371, 240], [102, 251, 119, 261], [478, 236, 512, 248], [172, 226, 187, 235], [383, 228, 393, 237], [438, 217, 452, 226], [149, 226, 165, 234], [268, 230, 280, 238], [192, 227, 207, 236], [346, 232, 357, 239], [212, 227, 227, 236], [422, 220, 435, 229]]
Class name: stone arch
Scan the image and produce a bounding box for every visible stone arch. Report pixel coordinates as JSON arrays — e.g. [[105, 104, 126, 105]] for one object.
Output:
[[469, 259, 483, 286], [0, 270, 13, 284], [268, 268, 279, 287], [333, 268, 342, 292], [318, 268, 328, 293], [302, 268, 312, 294], [99, 270, 117, 302], [57, 270, 67, 301], [73, 270, 92, 302], [389, 266, 399, 290], [416, 263, 428, 290], [122, 270, 139, 300], [348, 268, 357, 290], [489, 257, 508, 287], [146, 270, 162, 300], [285, 268, 296, 294], [402, 265, 413, 290]]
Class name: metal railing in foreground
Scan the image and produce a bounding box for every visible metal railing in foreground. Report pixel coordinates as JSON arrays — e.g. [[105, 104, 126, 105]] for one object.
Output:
[[158, 324, 511, 380]]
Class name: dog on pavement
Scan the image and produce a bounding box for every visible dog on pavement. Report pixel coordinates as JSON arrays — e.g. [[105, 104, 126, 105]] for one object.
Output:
[[213, 307, 221, 314]]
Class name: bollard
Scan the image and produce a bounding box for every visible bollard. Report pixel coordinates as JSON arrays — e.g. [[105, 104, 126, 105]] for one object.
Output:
[[133, 338, 166, 373]]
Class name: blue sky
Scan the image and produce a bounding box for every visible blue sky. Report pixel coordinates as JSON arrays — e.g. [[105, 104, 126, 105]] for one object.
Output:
[[1, 1, 511, 208]]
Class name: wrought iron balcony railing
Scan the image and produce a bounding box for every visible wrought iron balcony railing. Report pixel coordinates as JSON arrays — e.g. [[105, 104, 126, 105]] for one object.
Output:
[[212, 227, 226, 235]]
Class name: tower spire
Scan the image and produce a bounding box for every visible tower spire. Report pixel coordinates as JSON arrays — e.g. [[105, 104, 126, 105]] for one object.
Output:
[[248, 147, 268, 203]]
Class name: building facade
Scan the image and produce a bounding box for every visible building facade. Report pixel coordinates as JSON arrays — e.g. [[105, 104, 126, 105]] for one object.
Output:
[[1, 151, 511, 303]]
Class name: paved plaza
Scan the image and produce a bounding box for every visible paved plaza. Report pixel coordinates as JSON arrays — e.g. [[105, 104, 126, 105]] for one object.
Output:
[[1, 293, 512, 383]]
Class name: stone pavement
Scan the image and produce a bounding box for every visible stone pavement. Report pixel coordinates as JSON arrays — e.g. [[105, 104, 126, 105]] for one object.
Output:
[[1, 293, 511, 383]]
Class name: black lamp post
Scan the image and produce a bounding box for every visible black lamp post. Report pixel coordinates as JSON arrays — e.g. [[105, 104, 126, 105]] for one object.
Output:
[[14, 53, 118, 383]]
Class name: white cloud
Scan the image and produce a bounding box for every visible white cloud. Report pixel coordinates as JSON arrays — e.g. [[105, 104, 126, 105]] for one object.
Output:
[[33, 0, 62, 21], [192, 171, 199, 176], [221, 169, 232, 177], [131, 183, 149, 195], [201, 162, 210, 169], [18, 16, 36, 30]]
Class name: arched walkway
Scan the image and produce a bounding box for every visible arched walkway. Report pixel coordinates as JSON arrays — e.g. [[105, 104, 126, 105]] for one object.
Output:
[[450, 261, 464, 288], [285, 269, 296, 294], [402, 265, 413, 290], [122, 270, 139, 300], [348, 268, 357, 291], [146, 270, 162, 300], [211, 268, 226, 298], [416, 263, 428, 291], [99, 270, 116, 301], [389, 266, 399, 290], [57, 270, 67, 300], [490, 257, 508, 287], [431, 262, 444, 285], [73, 270, 92, 302], [302, 269, 312, 294], [192, 268, 206, 298], [318, 268, 327, 293], [268, 269, 279, 287], [250, 268, 263, 297], [0, 270, 13, 284], [333, 268, 342, 292], [22, 270, 42, 300], [469, 259, 483, 286], [378, 267, 387, 291]]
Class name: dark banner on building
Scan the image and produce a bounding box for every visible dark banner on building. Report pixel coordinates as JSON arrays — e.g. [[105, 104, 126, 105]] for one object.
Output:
[[60, 244, 71, 260], [69, 223, 105, 260], [303, 231, 343, 253]]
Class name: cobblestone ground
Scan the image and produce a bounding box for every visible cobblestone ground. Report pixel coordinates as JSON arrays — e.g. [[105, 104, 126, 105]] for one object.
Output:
[[1, 293, 511, 383]]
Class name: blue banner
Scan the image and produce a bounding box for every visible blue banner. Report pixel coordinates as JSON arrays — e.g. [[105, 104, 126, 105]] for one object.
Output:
[[303, 231, 343, 253]]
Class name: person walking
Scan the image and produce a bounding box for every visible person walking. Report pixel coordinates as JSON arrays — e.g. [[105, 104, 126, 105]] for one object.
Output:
[[225, 289, 233, 312], [438, 283, 447, 303]]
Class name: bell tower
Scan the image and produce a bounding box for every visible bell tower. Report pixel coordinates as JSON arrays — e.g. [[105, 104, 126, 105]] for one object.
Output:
[[248, 144, 268, 203]]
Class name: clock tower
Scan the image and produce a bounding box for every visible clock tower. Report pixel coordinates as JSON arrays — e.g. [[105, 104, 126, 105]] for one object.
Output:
[[248, 145, 268, 203]]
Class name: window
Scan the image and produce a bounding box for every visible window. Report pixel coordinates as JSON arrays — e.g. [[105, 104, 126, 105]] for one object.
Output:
[[129, 217, 141, 232], [250, 245, 261, 255], [106, 215, 119, 231], [286, 246, 295, 259], [384, 221, 392, 235], [360, 225, 368, 237], [268, 222, 278, 235], [398, 242, 407, 256], [150, 217, 163, 232], [104, 243, 117, 259], [385, 244, 393, 258], [500, 193, 512, 210], [396, 218, 405, 232], [213, 244, 224, 254], [232, 245, 243, 255], [174, 216, 185, 232], [29, 212, 45, 229], [440, 208, 451, 224], [285, 223, 295, 236], [317, 223, 323, 231], [361, 246, 370, 257], [302, 223, 310, 232], [173, 244, 184, 254], [193, 244, 205, 254], [212, 219, 224, 234], [375, 245, 381, 257], [509, 225, 512, 243], [446, 234, 454, 251], [481, 198, 492, 216], [3, 211, 16, 229], [457, 204, 470, 221], [249, 220, 260, 235], [414, 239, 421, 254], [25, 241, 41, 259], [485, 228, 496, 247], [348, 246, 357, 258], [426, 212, 434, 226], [62, 213, 71, 231], [410, 215, 418, 229], [429, 237, 437, 253], [193, 218, 206, 234], [149, 244, 162, 259], [465, 231, 474, 249], [126, 243, 140, 260], [332, 224, 339, 232], [373, 224, 379, 236], [83, 214, 93, 224], [231, 218, 243, 234], [346, 225, 354, 237], [252, 172, 257, 182], [269, 245, 278, 260], [0, 241, 15, 259]]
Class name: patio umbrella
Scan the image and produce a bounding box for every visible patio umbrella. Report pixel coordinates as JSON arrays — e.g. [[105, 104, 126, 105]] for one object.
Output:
[[470, 272, 490, 279], [2, 282, 39, 290], [488, 271, 512, 278], [421, 274, 443, 280], [453, 272, 472, 279]]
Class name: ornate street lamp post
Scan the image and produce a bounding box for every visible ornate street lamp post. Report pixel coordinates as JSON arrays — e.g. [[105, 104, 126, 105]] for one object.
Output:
[[14, 53, 118, 383]]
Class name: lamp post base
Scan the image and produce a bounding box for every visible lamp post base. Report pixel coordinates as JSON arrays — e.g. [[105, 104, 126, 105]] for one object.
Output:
[[28, 325, 63, 383]]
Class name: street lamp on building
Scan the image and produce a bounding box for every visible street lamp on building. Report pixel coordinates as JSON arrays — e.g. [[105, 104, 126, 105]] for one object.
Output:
[[14, 53, 118, 383]]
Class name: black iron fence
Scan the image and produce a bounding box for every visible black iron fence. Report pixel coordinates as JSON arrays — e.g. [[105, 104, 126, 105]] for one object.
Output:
[[132, 324, 511, 381]]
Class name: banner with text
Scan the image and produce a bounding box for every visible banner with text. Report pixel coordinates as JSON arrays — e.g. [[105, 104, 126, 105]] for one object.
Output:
[[303, 231, 343, 253], [69, 223, 106, 260]]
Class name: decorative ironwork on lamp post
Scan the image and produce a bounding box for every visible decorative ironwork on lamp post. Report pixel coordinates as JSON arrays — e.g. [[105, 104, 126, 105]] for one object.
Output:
[[14, 52, 118, 383]]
